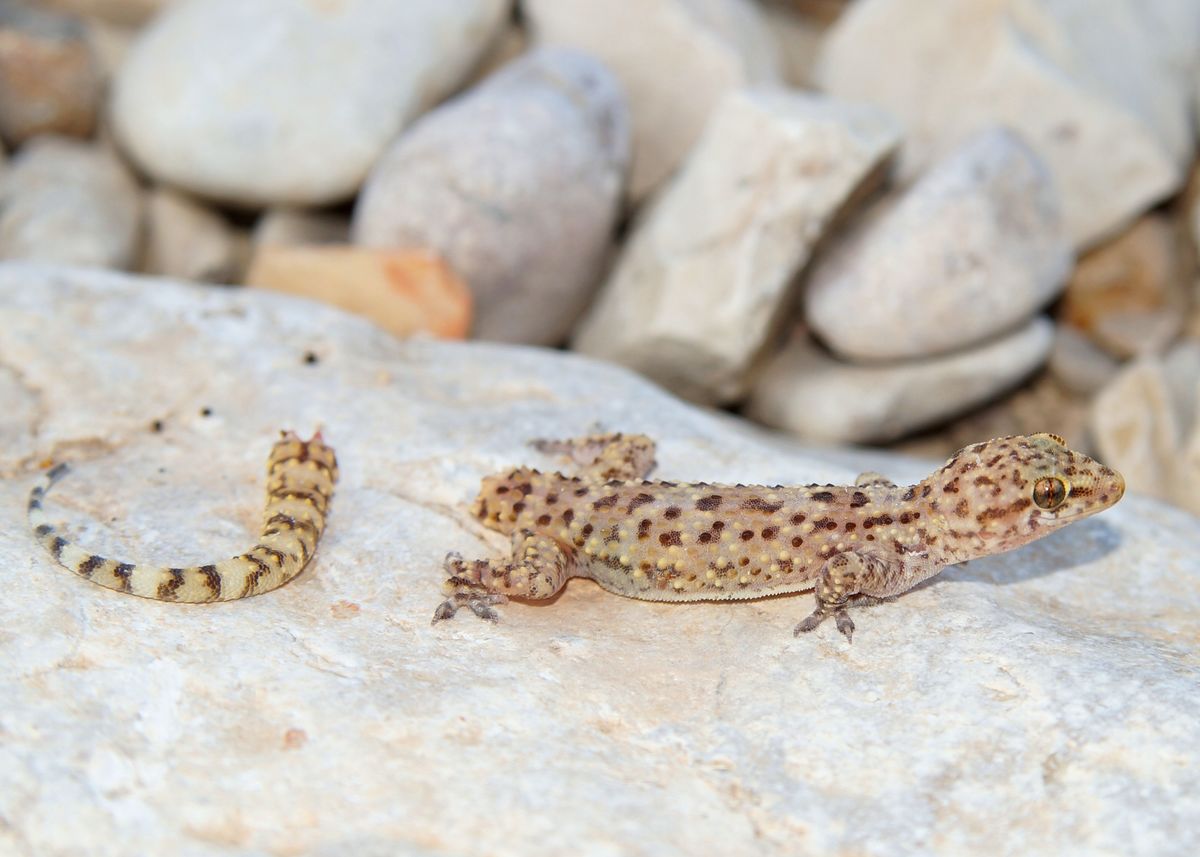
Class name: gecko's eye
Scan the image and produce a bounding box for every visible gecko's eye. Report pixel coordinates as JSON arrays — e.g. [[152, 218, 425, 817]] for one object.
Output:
[[1032, 477, 1067, 510]]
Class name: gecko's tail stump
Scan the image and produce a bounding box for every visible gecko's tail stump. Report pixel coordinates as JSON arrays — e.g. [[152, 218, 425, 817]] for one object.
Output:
[[28, 430, 338, 602]]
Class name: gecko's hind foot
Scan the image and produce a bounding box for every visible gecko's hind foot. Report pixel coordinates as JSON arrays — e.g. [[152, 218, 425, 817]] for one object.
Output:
[[432, 552, 508, 625], [793, 608, 855, 643], [431, 592, 507, 625]]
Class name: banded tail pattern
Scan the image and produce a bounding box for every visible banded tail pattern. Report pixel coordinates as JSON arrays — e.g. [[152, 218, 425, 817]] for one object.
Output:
[[28, 430, 338, 602]]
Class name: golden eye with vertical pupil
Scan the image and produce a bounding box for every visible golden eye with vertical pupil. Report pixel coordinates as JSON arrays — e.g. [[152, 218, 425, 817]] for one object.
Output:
[[1032, 477, 1067, 509]]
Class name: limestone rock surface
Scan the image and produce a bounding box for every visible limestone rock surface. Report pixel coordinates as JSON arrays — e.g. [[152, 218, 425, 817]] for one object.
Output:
[[805, 128, 1071, 361], [524, 0, 782, 201], [110, 0, 510, 206], [353, 48, 629, 345], [1, 263, 1198, 856], [747, 317, 1055, 444], [573, 88, 900, 405]]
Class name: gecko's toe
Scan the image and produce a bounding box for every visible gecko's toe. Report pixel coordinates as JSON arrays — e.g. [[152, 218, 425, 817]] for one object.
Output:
[[431, 600, 458, 624], [793, 612, 825, 636], [469, 600, 502, 622], [834, 610, 855, 643]]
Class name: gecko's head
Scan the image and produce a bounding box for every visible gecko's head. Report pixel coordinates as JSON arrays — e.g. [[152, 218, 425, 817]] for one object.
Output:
[[926, 433, 1124, 555]]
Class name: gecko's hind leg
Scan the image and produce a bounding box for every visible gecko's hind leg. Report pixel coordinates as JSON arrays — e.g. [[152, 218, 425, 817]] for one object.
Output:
[[531, 432, 656, 482], [794, 552, 866, 643], [432, 531, 577, 624]]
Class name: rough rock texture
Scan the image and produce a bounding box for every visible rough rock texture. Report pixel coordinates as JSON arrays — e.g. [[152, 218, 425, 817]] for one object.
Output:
[[816, 0, 1199, 248], [805, 128, 1071, 361], [353, 48, 630, 345], [1060, 215, 1190, 359], [142, 187, 244, 284], [110, 0, 511, 206], [747, 317, 1055, 444], [524, 0, 782, 201], [574, 88, 900, 405], [0, 264, 1198, 856], [0, 136, 141, 269], [0, 2, 103, 145]]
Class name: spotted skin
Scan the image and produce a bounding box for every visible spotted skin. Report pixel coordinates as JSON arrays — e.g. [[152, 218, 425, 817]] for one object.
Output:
[[28, 431, 337, 602], [433, 432, 1125, 641]]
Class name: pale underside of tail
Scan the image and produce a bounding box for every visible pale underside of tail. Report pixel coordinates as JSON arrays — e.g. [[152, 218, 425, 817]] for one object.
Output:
[[27, 431, 338, 603]]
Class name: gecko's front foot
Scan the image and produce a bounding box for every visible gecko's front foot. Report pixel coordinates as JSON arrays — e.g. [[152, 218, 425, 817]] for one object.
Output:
[[793, 608, 855, 643], [431, 552, 509, 625]]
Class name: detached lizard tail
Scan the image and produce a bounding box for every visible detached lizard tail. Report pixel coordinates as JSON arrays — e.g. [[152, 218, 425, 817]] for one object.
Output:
[[28, 430, 339, 602]]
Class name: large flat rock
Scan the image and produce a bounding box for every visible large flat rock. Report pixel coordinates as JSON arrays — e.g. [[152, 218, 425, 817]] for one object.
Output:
[[0, 263, 1197, 856]]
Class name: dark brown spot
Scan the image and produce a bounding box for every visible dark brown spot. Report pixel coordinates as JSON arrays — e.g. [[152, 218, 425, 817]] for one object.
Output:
[[496, 485, 509, 494], [943, 478, 960, 494], [791, 513, 806, 525], [581, 524, 593, 537], [50, 536, 66, 561], [264, 512, 318, 538], [954, 498, 969, 517], [659, 531, 682, 547], [696, 495, 723, 511], [902, 487, 916, 501], [545, 494, 558, 505], [592, 494, 619, 510], [791, 536, 803, 548], [740, 530, 754, 541], [811, 491, 834, 503], [198, 564, 222, 597], [35, 523, 52, 537], [698, 532, 713, 544], [157, 568, 187, 600], [303, 350, 319, 365], [627, 493, 655, 513], [516, 482, 533, 496], [574, 487, 589, 496], [921, 485, 932, 498], [537, 514, 552, 526], [843, 522, 856, 532], [761, 526, 779, 540], [77, 555, 104, 578], [850, 492, 869, 508], [255, 546, 287, 566], [113, 563, 134, 592], [664, 506, 681, 520], [512, 501, 526, 515], [562, 508, 575, 524], [742, 497, 783, 514], [638, 519, 652, 539]]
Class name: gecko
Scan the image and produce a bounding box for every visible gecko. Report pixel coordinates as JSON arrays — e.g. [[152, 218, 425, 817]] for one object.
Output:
[[28, 430, 337, 602], [432, 432, 1124, 641]]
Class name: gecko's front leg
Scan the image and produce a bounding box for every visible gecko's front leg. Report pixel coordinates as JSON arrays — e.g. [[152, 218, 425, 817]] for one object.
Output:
[[432, 530, 577, 624]]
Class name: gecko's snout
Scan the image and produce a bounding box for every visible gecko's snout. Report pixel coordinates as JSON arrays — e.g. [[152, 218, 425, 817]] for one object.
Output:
[[1107, 469, 1125, 504]]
